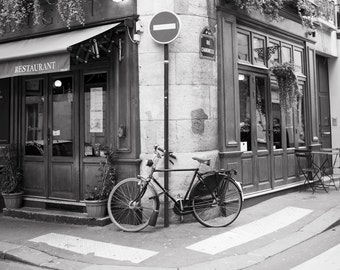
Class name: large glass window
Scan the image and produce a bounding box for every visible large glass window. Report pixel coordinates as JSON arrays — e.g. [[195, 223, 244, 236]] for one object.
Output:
[[268, 41, 280, 67], [255, 77, 268, 150], [84, 73, 108, 157], [297, 84, 305, 146], [253, 36, 265, 65], [293, 49, 303, 74], [237, 32, 250, 62], [52, 76, 73, 157], [282, 45, 292, 64], [239, 74, 251, 151], [25, 79, 44, 156]]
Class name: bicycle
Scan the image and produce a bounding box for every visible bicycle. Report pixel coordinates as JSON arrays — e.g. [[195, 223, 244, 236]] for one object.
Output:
[[107, 144, 243, 232]]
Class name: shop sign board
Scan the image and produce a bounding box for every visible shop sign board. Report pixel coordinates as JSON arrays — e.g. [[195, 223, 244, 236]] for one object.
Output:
[[200, 27, 215, 60], [149, 11, 181, 44]]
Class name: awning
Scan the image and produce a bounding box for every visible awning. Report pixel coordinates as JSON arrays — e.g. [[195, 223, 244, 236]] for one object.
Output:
[[0, 23, 119, 79]]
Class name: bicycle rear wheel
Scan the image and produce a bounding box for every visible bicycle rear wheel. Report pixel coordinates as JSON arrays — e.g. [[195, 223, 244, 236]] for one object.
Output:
[[107, 178, 158, 232], [192, 179, 242, 227]]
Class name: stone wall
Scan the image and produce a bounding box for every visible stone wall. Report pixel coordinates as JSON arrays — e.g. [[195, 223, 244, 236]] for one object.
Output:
[[137, 0, 218, 222]]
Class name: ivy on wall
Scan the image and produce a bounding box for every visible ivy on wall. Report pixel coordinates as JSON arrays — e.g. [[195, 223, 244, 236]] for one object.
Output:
[[0, 0, 86, 33], [229, 0, 335, 31]]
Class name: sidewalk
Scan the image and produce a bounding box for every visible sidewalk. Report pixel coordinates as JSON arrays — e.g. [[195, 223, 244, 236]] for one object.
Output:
[[0, 188, 339, 270]]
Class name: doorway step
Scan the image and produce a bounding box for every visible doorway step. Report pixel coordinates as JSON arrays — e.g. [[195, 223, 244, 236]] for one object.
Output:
[[2, 207, 111, 227]]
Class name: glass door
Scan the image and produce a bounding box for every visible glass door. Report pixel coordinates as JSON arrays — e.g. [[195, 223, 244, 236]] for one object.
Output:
[[49, 75, 79, 200], [239, 72, 271, 192], [23, 74, 79, 201]]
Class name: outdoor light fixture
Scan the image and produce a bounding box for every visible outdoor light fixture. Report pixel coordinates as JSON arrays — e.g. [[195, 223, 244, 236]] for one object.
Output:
[[54, 80, 62, 88], [238, 74, 245, 81]]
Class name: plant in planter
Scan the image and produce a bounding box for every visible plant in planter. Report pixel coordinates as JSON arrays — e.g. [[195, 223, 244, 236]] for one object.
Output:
[[269, 62, 302, 112], [84, 146, 118, 218], [228, 0, 285, 21], [0, 144, 24, 209]]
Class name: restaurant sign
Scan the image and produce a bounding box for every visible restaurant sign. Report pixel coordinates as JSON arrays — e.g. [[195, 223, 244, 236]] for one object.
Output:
[[0, 53, 70, 79]]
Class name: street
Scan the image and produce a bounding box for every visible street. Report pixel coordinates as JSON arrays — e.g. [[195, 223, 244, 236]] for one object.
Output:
[[0, 190, 339, 269]]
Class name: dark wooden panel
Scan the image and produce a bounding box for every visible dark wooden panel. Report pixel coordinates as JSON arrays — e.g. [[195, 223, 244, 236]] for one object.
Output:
[[23, 161, 45, 196], [218, 14, 239, 150], [258, 155, 269, 182], [274, 154, 283, 180], [0, 79, 10, 144], [287, 152, 296, 178], [83, 163, 101, 198], [50, 163, 74, 200], [241, 157, 253, 186]]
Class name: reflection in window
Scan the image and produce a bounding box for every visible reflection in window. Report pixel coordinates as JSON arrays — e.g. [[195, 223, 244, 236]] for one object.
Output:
[[294, 49, 303, 74], [52, 77, 73, 157], [25, 79, 44, 156], [237, 32, 250, 62], [282, 46, 292, 64], [239, 74, 251, 151], [253, 37, 265, 65], [297, 84, 305, 146], [271, 82, 282, 149], [268, 42, 280, 67], [256, 77, 267, 150], [84, 73, 107, 157]]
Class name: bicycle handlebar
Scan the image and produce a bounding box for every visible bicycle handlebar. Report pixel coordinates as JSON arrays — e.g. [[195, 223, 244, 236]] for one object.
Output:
[[154, 144, 177, 160]]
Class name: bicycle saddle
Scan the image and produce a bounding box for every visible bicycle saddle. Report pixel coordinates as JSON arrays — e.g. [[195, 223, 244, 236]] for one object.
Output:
[[192, 157, 210, 166]]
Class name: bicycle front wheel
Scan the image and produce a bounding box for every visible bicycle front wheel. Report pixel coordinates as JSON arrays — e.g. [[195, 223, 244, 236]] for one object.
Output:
[[192, 179, 242, 227], [107, 178, 158, 232]]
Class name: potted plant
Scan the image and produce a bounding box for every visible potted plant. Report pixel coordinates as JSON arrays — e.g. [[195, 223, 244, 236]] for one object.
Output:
[[84, 146, 117, 218], [0, 144, 24, 209]]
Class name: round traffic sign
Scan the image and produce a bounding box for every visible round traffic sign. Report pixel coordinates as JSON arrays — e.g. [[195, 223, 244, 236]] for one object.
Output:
[[149, 11, 181, 44]]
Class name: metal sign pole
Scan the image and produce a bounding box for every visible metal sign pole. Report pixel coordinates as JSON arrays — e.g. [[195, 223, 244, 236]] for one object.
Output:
[[164, 43, 169, 227]]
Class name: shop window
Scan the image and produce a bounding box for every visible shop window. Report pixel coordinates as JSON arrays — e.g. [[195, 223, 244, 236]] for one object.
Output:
[[52, 76, 73, 157], [293, 49, 303, 74], [25, 79, 44, 156], [239, 74, 251, 151], [253, 36, 266, 66], [255, 77, 268, 150], [268, 41, 280, 67], [270, 81, 282, 149], [84, 73, 108, 157], [237, 32, 250, 62], [297, 84, 305, 146], [282, 45, 292, 64]]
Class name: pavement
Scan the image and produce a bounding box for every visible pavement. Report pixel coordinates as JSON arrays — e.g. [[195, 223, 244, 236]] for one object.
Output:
[[0, 184, 340, 270]]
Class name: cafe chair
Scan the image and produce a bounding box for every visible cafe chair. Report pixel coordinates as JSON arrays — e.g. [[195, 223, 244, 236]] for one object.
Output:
[[295, 149, 328, 193]]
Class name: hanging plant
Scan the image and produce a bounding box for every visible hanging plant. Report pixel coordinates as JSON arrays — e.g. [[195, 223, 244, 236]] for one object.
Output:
[[56, 0, 86, 28], [229, 0, 285, 21], [269, 62, 302, 112], [0, 0, 86, 33]]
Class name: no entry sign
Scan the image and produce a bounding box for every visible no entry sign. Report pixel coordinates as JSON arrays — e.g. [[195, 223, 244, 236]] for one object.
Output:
[[149, 11, 181, 44]]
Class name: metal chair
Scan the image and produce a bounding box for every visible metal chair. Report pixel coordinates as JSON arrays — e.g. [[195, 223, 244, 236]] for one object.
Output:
[[295, 149, 328, 193]]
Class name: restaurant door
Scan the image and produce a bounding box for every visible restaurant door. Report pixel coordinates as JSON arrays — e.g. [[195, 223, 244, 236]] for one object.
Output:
[[239, 71, 290, 192], [23, 73, 80, 201]]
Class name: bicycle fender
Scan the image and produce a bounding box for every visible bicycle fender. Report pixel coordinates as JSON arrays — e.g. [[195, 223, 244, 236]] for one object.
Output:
[[146, 182, 160, 227], [233, 180, 244, 202]]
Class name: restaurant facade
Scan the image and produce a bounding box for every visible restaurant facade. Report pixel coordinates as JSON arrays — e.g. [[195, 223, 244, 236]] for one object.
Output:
[[0, 0, 339, 218]]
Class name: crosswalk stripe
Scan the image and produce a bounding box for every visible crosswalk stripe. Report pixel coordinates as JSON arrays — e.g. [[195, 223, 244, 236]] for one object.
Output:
[[186, 206, 313, 255], [291, 244, 340, 270], [29, 233, 158, 264]]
